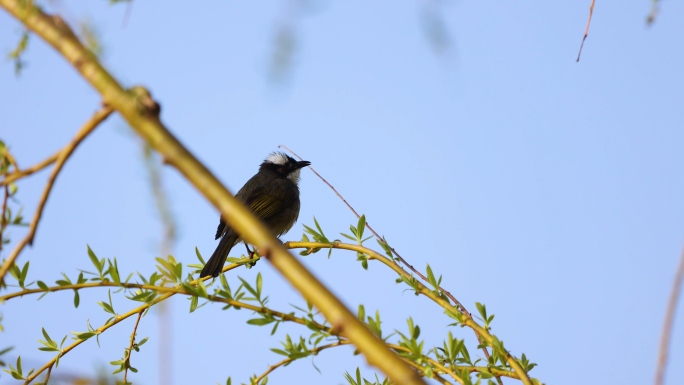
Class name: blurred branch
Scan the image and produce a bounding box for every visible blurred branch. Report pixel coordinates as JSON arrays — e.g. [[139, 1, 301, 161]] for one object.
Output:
[[0, 3, 424, 383], [142, 144, 176, 256], [654, 246, 684, 385], [0, 106, 113, 285], [141, 143, 176, 385], [646, 0, 660, 25], [419, 0, 452, 55], [576, 0, 595, 62]]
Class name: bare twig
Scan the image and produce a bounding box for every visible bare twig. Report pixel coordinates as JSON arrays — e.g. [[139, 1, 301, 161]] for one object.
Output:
[[0, 106, 113, 284], [576, 0, 595, 62], [123, 311, 144, 384], [278, 145, 498, 374], [654, 247, 684, 385]]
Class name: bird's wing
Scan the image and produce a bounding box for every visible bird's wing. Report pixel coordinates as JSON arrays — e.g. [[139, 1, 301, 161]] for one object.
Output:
[[246, 192, 284, 220]]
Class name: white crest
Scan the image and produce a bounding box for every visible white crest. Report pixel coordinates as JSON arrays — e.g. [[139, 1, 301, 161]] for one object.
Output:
[[265, 152, 289, 165]]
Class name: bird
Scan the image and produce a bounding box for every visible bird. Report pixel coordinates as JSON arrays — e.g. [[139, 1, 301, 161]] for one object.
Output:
[[200, 152, 310, 278]]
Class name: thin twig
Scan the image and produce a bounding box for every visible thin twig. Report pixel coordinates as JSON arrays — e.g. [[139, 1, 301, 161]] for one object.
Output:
[[576, 0, 595, 62], [253, 341, 350, 384], [0, 152, 59, 187], [44, 364, 53, 385], [123, 311, 144, 384], [278, 145, 498, 373], [0, 106, 113, 285], [654, 246, 684, 385]]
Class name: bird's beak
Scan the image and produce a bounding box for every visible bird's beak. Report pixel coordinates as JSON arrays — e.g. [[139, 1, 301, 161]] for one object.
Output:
[[296, 160, 311, 169]]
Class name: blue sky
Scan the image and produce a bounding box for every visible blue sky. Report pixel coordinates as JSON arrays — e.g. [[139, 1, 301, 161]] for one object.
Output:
[[2, 1, 684, 384]]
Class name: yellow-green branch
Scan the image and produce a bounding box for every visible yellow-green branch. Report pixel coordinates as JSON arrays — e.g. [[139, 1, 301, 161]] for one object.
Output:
[[287, 241, 533, 385]]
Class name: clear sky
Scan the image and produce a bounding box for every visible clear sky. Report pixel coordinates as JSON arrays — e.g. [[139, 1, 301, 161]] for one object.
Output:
[[2, 1, 683, 384]]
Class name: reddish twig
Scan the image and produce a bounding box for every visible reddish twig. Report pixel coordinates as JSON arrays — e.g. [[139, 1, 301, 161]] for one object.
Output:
[[577, 0, 595, 62], [654, 246, 684, 385]]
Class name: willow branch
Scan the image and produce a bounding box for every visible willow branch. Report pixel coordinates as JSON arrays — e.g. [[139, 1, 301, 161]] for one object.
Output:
[[123, 311, 144, 384], [0, 3, 425, 384], [287, 241, 532, 385], [20, 260, 247, 384], [0, 106, 113, 284], [6, 256, 520, 385]]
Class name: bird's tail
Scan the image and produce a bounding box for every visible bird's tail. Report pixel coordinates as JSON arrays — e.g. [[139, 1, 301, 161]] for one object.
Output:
[[200, 233, 239, 278]]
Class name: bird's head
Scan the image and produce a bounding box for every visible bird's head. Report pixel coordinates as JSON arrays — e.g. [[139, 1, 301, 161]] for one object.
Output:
[[262, 152, 311, 183]]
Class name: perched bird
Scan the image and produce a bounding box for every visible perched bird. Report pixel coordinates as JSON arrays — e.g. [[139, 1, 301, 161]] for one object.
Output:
[[200, 152, 310, 278]]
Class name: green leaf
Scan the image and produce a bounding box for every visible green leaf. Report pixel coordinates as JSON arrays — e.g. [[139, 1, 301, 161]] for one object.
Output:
[[357, 215, 366, 240], [73, 290, 80, 308], [476, 302, 487, 321], [20, 261, 29, 288], [377, 237, 393, 258], [195, 246, 205, 263], [38, 328, 59, 352], [108, 259, 121, 284], [87, 245, 103, 273], [270, 348, 288, 356], [72, 331, 96, 340], [189, 295, 199, 313], [426, 264, 436, 286], [340, 233, 356, 241], [247, 318, 274, 326]]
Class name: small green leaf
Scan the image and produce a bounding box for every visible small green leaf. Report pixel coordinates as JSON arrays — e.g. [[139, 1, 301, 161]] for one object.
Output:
[[189, 295, 199, 313], [87, 245, 102, 273], [256, 273, 262, 295], [357, 215, 366, 240], [247, 318, 274, 326]]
